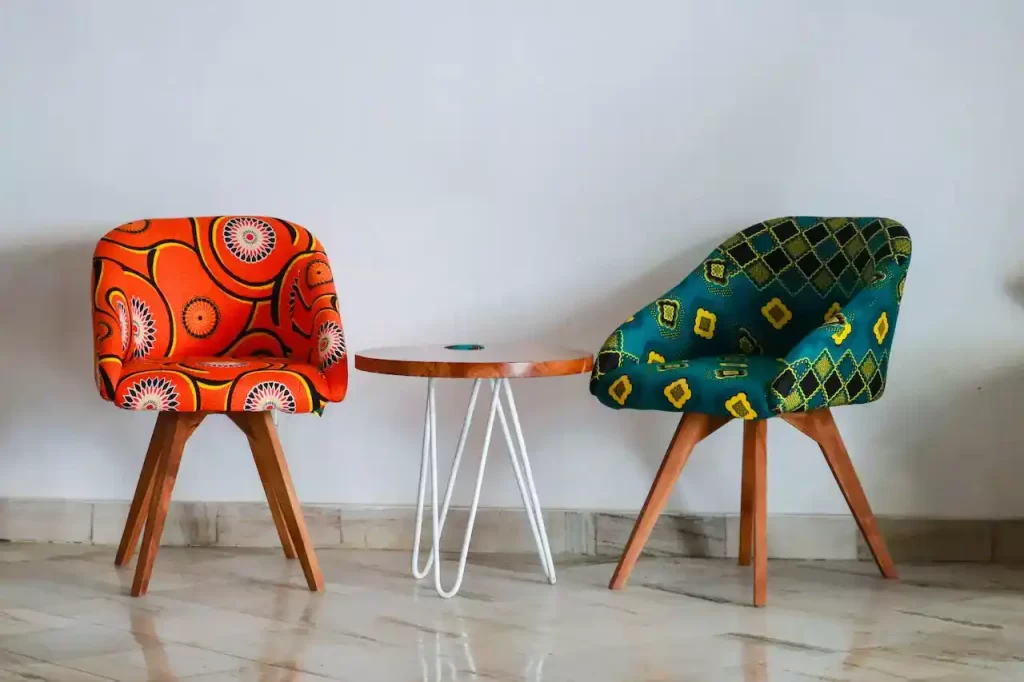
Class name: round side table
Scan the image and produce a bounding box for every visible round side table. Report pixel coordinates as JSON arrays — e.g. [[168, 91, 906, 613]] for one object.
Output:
[[355, 343, 593, 598]]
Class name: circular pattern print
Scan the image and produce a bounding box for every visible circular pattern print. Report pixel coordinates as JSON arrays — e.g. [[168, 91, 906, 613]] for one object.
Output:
[[121, 376, 180, 411], [223, 217, 276, 263], [116, 220, 149, 234], [115, 300, 130, 352], [182, 296, 220, 339], [96, 321, 112, 344], [130, 296, 156, 358], [244, 381, 297, 412], [316, 320, 346, 371], [305, 258, 333, 288]]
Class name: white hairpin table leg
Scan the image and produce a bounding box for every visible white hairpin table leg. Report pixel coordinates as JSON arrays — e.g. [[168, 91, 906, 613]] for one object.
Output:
[[412, 378, 481, 579], [492, 379, 556, 584], [411, 377, 557, 598]]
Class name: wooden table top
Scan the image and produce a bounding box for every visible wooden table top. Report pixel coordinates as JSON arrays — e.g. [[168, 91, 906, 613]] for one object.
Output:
[[354, 343, 594, 379]]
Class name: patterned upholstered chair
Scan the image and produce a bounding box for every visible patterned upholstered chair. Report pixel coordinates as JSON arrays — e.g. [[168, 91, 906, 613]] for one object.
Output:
[[92, 217, 347, 596], [591, 217, 910, 606]]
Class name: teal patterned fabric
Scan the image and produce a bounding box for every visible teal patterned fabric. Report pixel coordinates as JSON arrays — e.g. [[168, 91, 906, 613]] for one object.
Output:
[[590, 217, 911, 420]]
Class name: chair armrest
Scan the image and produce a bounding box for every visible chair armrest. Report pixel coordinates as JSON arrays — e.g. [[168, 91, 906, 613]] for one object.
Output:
[[590, 284, 705, 399], [770, 259, 908, 413], [285, 250, 348, 404], [310, 301, 348, 403], [91, 257, 133, 399]]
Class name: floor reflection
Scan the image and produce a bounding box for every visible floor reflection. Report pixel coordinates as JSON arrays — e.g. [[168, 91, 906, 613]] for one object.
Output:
[[2, 548, 1022, 682]]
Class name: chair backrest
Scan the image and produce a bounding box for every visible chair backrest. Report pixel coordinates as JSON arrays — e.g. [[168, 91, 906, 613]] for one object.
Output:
[[676, 216, 911, 357], [92, 216, 339, 362]]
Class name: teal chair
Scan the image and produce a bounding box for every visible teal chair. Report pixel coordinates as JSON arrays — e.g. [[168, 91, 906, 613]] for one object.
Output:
[[591, 217, 910, 606]]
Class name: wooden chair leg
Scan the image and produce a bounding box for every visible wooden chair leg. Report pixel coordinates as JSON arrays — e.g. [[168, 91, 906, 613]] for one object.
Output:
[[116, 412, 174, 566], [131, 412, 206, 597], [247, 412, 324, 591], [748, 419, 768, 607], [609, 413, 729, 590], [228, 413, 297, 559], [782, 409, 897, 579], [738, 421, 759, 567]]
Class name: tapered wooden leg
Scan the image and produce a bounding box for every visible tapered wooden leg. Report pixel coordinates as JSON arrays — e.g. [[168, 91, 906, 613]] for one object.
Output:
[[782, 409, 897, 579], [116, 413, 174, 566], [748, 419, 768, 607], [247, 412, 324, 591], [738, 421, 759, 567], [131, 412, 206, 597], [609, 413, 729, 590], [228, 413, 297, 560]]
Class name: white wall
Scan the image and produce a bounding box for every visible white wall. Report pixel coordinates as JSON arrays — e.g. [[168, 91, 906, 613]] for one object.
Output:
[[0, 0, 1021, 517]]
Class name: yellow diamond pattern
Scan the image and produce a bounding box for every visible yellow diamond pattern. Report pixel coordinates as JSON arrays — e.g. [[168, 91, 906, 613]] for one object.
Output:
[[663, 378, 692, 409]]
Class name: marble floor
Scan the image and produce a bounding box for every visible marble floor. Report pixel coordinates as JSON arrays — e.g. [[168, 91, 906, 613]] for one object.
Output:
[[1, 546, 1024, 681]]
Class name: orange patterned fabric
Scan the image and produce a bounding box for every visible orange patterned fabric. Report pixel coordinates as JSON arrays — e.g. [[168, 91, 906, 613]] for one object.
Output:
[[92, 217, 347, 414]]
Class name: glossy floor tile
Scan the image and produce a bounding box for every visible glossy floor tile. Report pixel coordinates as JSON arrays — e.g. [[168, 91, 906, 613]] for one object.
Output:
[[1, 544, 1023, 680]]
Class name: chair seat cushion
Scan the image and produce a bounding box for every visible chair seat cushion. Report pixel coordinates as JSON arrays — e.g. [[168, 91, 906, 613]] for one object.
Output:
[[595, 355, 787, 420], [113, 356, 332, 414]]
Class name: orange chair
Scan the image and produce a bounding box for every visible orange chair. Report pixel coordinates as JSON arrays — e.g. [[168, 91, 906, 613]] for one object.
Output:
[[92, 217, 347, 596]]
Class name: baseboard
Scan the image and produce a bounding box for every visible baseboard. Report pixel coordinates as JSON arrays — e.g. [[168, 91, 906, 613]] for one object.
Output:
[[0, 498, 1020, 562]]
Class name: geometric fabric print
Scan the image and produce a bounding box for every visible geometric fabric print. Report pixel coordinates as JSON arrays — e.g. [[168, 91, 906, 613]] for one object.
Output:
[[892, 235, 912, 257], [783, 234, 811, 259], [897, 276, 906, 302], [781, 389, 803, 412], [830, 314, 852, 345], [181, 296, 220, 339], [608, 375, 632, 406], [745, 260, 774, 288], [813, 350, 833, 379], [656, 360, 690, 372], [655, 299, 680, 331], [130, 296, 156, 359], [704, 259, 728, 286], [836, 351, 858, 380], [601, 331, 623, 352], [811, 268, 836, 295], [824, 301, 842, 322], [737, 328, 761, 355], [771, 367, 797, 397], [92, 216, 349, 413], [596, 350, 623, 377], [860, 352, 878, 380], [121, 376, 180, 411], [244, 381, 297, 413], [725, 392, 757, 420], [693, 308, 717, 339], [761, 297, 793, 330], [663, 378, 692, 409], [587, 216, 910, 416], [843, 231, 866, 260], [223, 217, 277, 263], [873, 312, 889, 344], [316, 320, 346, 372]]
